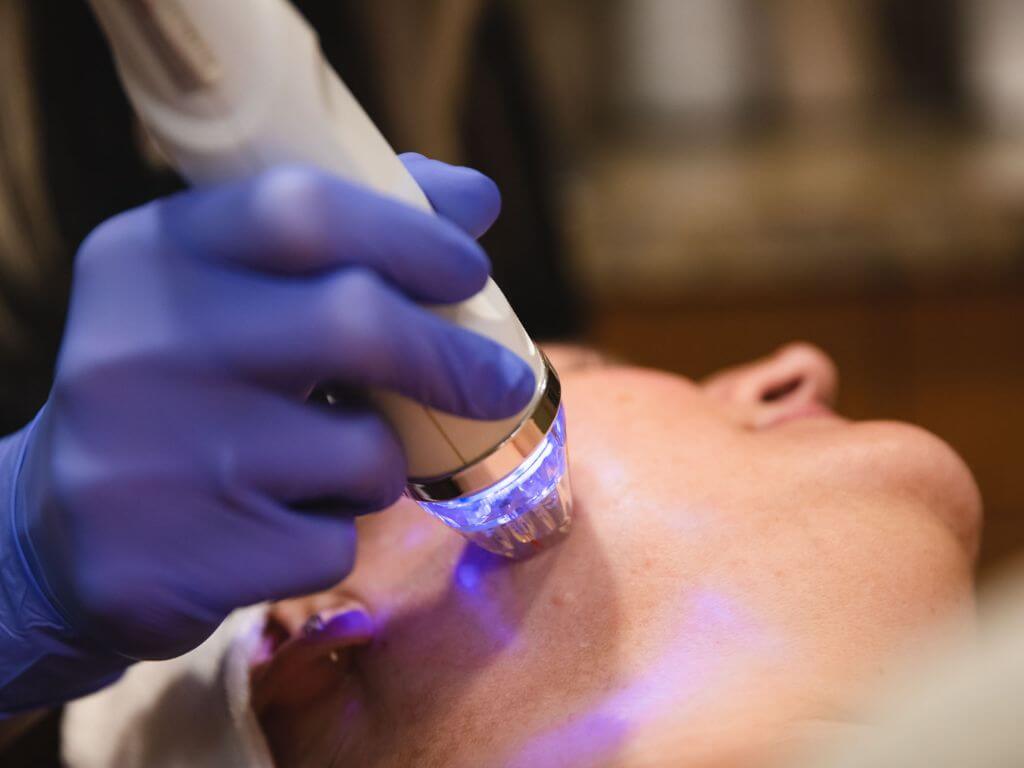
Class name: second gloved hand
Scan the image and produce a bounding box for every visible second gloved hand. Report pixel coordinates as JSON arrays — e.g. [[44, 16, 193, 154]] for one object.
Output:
[[0, 155, 534, 711]]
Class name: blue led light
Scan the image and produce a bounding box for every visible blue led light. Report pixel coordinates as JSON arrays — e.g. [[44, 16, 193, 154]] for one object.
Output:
[[419, 406, 572, 558]]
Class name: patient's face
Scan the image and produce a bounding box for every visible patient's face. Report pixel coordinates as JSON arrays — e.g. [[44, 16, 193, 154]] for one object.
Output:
[[251, 344, 981, 768]]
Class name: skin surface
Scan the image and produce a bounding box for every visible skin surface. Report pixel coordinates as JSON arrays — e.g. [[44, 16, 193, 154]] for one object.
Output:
[[250, 343, 981, 768]]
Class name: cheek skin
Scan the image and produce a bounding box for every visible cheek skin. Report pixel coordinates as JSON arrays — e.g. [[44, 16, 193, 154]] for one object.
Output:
[[757, 419, 983, 561], [726, 497, 976, 687], [259, 366, 982, 768], [350, 487, 970, 765], [348, 503, 634, 768], [564, 367, 740, 509]]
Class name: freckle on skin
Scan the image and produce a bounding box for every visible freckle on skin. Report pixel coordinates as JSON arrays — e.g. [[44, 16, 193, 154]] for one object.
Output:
[[551, 592, 577, 609]]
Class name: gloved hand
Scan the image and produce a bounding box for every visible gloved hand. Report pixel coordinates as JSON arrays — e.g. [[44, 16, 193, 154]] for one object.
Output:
[[0, 155, 535, 713]]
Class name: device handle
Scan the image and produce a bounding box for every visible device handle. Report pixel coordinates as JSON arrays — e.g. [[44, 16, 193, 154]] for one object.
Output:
[[87, 0, 547, 478]]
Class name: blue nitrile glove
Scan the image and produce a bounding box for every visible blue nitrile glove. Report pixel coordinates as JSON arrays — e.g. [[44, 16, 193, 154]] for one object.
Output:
[[0, 155, 534, 713]]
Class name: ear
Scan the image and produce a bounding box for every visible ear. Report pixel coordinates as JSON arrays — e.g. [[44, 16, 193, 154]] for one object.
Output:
[[250, 599, 373, 714]]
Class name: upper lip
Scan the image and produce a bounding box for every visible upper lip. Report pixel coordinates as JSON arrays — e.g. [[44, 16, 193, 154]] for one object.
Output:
[[758, 399, 838, 429]]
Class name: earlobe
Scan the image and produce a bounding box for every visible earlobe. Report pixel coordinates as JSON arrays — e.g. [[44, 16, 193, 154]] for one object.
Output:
[[250, 600, 374, 715], [249, 602, 373, 767]]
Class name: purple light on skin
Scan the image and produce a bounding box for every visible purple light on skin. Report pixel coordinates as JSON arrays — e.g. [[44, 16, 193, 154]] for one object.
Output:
[[450, 542, 522, 648], [502, 588, 783, 767], [504, 714, 631, 768], [420, 406, 572, 558], [455, 559, 483, 591], [601, 588, 789, 726]]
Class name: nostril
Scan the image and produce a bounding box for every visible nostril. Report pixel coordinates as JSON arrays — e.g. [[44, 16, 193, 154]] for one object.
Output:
[[761, 376, 804, 403]]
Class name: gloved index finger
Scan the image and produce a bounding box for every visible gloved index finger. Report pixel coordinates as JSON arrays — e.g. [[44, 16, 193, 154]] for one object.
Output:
[[400, 153, 502, 239], [155, 165, 491, 305]]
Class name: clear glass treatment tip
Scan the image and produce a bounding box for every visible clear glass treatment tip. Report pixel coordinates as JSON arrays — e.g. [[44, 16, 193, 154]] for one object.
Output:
[[418, 405, 573, 559]]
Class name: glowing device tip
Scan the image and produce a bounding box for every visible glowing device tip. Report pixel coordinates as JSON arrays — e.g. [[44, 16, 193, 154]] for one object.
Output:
[[419, 405, 572, 559]]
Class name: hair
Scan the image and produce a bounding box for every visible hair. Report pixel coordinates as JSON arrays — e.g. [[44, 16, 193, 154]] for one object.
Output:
[[0, 0, 61, 353]]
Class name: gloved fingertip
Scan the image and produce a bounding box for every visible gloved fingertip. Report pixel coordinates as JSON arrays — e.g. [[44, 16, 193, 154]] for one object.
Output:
[[479, 350, 536, 419], [409, 223, 491, 304], [508, 353, 539, 411], [454, 238, 493, 294], [455, 168, 502, 240], [402, 156, 503, 239]]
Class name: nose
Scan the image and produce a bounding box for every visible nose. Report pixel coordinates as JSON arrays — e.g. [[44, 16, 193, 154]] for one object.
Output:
[[702, 343, 840, 428]]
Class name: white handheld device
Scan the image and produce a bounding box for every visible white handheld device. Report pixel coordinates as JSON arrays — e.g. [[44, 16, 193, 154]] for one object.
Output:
[[86, 0, 572, 558]]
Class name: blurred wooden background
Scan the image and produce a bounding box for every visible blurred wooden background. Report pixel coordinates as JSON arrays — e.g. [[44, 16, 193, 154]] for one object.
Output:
[[519, 0, 1024, 580], [587, 288, 1024, 579]]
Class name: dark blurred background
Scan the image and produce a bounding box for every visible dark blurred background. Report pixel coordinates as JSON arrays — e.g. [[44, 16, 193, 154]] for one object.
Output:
[[517, 0, 1024, 580]]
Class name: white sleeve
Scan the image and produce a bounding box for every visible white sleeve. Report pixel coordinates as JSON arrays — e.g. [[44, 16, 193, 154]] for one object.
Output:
[[62, 606, 276, 768]]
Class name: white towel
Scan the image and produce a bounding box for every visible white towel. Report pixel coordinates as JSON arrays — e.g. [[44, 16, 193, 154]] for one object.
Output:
[[62, 606, 275, 768]]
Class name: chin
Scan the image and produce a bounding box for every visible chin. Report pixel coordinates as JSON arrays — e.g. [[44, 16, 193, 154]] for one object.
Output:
[[838, 420, 982, 547]]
